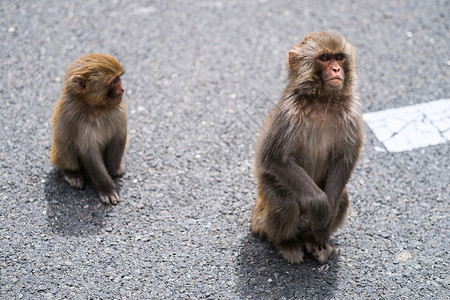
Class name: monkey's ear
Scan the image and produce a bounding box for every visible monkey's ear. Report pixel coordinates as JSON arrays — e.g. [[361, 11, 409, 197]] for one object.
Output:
[[73, 77, 87, 93], [288, 51, 298, 72]]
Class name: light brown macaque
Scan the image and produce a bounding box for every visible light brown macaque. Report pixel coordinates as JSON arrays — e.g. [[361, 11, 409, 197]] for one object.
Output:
[[50, 54, 128, 205], [250, 32, 363, 264]]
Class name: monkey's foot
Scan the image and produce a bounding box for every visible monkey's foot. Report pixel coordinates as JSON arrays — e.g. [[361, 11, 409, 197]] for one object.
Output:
[[250, 214, 266, 239], [250, 222, 266, 240], [99, 190, 119, 205], [276, 240, 305, 264], [305, 242, 333, 264], [63, 172, 85, 189]]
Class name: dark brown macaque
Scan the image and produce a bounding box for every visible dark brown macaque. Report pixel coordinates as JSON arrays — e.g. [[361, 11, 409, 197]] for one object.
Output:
[[50, 54, 128, 205], [250, 32, 363, 263]]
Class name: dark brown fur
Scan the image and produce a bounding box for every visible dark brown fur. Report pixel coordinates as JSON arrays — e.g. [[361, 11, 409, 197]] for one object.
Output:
[[250, 32, 363, 263], [50, 54, 128, 205]]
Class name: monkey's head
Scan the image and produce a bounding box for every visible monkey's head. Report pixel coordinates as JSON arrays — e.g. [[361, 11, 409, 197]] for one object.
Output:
[[287, 32, 357, 99], [64, 54, 125, 106]]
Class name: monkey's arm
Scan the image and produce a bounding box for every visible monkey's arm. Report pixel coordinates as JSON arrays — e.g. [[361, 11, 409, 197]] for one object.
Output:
[[325, 117, 363, 211], [104, 132, 127, 177], [324, 151, 359, 210], [258, 127, 331, 227], [273, 159, 329, 212], [79, 147, 119, 204], [310, 154, 357, 249]]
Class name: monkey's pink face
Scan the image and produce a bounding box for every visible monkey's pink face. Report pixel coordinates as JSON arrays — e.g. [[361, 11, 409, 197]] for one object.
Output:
[[316, 53, 346, 88], [107, 76, 124, 104]]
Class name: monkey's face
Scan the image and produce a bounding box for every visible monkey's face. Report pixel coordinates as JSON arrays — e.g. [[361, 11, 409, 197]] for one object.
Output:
[[316, 53, 346, 89], [106, 76, 124, 104], [287, 32, 356, 98], [65, 54, 125, 107]]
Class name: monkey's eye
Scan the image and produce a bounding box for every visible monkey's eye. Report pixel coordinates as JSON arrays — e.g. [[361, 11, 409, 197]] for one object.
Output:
[[112, 76, 120, 84], [335, 53, 346, 61], [318, 54, 331, 62]]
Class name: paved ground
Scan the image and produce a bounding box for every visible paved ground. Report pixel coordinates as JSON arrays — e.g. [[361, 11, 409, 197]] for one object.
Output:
[[1, 0, 449, 299]]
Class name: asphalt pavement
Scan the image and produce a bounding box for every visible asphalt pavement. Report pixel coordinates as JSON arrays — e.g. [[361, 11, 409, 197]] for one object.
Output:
[[1, 1, 449, 299]]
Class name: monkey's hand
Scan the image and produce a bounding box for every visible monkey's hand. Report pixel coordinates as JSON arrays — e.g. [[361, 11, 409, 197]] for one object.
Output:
[[312, 228, 331, 251], [99, 190, 119, 205]]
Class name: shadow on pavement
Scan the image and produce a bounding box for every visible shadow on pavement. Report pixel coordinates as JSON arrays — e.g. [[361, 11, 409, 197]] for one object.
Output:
[[236, 234, 339, 299], [44, 169, 112, 236]]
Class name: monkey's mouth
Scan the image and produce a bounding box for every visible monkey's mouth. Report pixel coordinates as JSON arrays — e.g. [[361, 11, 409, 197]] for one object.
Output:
[[327, 78, 343, 86], [108, 95, 123, 104], [327, 77, 342, 82]]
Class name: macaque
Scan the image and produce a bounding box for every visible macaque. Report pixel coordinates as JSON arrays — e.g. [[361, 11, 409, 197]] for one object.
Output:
[[250, 32, 363, 264], [50, 54, 128, 205]]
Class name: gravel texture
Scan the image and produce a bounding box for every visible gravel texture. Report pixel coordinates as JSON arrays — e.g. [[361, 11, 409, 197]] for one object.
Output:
[[1, 0, 449, 299]]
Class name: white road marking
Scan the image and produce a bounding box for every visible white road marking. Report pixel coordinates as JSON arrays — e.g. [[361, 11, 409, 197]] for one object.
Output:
[[363, 99, 450, 152]]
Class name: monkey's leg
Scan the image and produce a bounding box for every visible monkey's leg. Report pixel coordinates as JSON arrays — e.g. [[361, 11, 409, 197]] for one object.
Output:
[[104, 134, 126, 177], [250, 198, 265, 238], [250, 185, 270, 239], [51, 143, 85, 189], [264, 188, 304, 264], [61, 169, 85, 189], [276, 238, 305, 264], [330, 187, 350, 233], [80, 151, 119, 205]]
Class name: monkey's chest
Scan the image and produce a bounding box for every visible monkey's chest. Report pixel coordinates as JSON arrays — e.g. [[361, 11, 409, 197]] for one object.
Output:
[[312, 111, 331, 123], [81, 116, 123, 148], [296, 119, 339, 181]]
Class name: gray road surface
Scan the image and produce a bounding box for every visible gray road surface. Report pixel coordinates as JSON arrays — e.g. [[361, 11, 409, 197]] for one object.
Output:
[[1, 0, 449, 299]]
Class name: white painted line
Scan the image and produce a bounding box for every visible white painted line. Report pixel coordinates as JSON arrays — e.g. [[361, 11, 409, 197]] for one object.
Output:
[[363, 99, 450, 152]]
